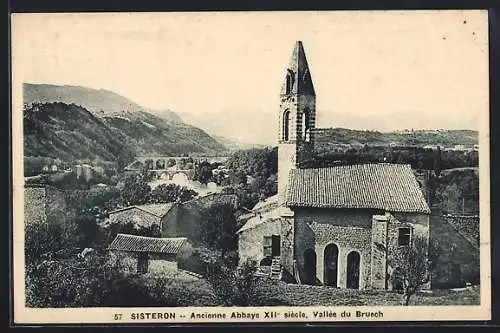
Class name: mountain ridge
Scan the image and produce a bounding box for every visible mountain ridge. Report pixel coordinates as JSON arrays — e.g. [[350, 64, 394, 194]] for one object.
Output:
[[24, 83, 263, 150]]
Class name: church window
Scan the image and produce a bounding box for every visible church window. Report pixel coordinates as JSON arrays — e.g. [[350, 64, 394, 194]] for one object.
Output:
[[283, 110, 290, 141], [397, 227, 412, 246], [302, 109, 311, 142], [286, 69, 294, 94]]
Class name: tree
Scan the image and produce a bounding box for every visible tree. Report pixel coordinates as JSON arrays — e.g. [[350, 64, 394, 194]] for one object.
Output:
[[194, 161, 213, 185], [150, 183, 198, 203], [433, 146, 442, 178], [194, 247, 260, 306], [388, 235, 438, 306], [199, 203, 238, 253], [121, 174, 151, 205]]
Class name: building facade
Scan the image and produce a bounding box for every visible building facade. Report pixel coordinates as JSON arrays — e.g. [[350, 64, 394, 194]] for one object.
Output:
[[237, 41, 431, 290]]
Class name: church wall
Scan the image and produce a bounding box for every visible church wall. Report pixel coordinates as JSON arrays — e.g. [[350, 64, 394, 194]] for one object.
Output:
[[387, 212, 430, 290], [277, 144, 297, 204], [391, 212, 430, 240], [295, 208, 378, 228], [294, 213, 317, 284], [293, 208, 374, 289], [237, 219, 282, 265], [280, 216, 295, 279]]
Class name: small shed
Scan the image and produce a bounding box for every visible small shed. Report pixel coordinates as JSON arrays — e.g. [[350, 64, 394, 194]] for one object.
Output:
[[108, 233, 189, 274]]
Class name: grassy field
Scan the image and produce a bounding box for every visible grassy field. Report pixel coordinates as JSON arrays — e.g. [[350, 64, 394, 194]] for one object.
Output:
[[143, 274, 481, 307], [253, 280, 481, 306]]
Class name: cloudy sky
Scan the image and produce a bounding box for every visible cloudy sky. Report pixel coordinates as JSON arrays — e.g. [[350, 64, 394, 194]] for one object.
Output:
[[12, 11, 488, 136]]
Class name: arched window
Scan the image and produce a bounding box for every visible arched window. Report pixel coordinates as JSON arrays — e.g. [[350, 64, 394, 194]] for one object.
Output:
[[303, 248, 317, 285], [324, 243, 339, 287], [283, 110, 290, 141], [286, 69, 294, 94], [346, 251, 361, 289], [301, 109, 310, 142]]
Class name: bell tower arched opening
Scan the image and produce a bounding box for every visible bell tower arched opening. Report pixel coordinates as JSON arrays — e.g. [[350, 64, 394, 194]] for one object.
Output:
[[283, 110, 291, 142]]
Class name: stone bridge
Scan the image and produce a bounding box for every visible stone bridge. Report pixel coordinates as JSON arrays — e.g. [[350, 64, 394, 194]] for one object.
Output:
[[124, 155, 228, 180]]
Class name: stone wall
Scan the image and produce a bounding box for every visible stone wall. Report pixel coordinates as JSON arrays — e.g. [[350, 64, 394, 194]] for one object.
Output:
[[386, 212, 430, 290], [108, 251, 138, 274], [108, 251, 178, 274], [238, 218, 281, 265], [24, 186, 47, 225], [24, 185, 66, 226], [280, 216, 295, 278], [443, 215, 479, 247], [430, 214, 480, 288], [149, 254, 179, 274], [294, 208, 376, 289], [371, 215, 389, 289]]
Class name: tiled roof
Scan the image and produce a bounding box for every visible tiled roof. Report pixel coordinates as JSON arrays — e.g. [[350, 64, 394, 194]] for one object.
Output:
[[109, 203, 175, 218], [237, 215, 283, 234], [138, 203, 175, 217], [286, 163, 431, 213], [108, 233, 187, 254]]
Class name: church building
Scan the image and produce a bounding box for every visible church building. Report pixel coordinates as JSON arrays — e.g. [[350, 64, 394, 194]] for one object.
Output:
[[237, 41, 431, 290]]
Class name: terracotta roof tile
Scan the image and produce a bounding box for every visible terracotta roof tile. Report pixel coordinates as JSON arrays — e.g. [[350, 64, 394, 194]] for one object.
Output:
[[109, 203, 175, 218], [108, 233, 187, 254], [286, 163, 430, 213]]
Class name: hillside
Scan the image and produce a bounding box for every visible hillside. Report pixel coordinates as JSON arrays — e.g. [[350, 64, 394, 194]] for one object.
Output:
[[314, 128, 478, 148], [213, 135, 268, 151], [23, 83, 182, 122], [23, 102, 227, 170]]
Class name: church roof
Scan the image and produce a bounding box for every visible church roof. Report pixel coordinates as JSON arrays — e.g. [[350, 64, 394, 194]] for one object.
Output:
[[286, 163, 431, 213], [280, 41, 315, 96], [108, 233, 187, 254]]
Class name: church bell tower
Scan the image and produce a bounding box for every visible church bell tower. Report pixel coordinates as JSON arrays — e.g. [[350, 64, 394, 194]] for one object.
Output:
[[277, 41, 316, 206]]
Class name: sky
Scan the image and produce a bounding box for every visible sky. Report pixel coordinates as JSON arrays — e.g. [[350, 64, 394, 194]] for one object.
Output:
[[11, 11, 489, 132]]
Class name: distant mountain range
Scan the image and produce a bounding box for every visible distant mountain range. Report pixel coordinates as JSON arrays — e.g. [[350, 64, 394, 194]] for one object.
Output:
[[178, 108, 479, 147], [22, 84, 237, 166], [23, 83, 182, 122], [23, 84, 272, 166], [22, 83, 479, 169], [313, 127, 479, 150]]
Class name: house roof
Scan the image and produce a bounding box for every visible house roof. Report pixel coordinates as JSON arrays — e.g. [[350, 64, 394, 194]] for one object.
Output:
[[286, 163, 431, 214], [237, 214, 283, 234], [109, 203, 175, 218], [108, 233, 187, 254]]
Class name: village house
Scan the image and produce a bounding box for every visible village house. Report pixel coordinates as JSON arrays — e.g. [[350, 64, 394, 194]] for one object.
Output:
[[108, 233, 191, 274], [237, 41, 431, 290], [24, 183, 66, 226], [105, 193, 237, 247], [105, 203, 175, 229], [161, 193, 237, 246]]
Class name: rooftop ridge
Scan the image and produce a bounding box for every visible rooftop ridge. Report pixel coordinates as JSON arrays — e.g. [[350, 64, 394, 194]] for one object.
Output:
[[115, 233, 187, 241]]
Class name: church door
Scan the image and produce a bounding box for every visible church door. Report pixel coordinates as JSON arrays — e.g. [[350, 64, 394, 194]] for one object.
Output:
[[324, 244, 339, 287], [346, 251, 360, 289], [303, 249, 317, 285]]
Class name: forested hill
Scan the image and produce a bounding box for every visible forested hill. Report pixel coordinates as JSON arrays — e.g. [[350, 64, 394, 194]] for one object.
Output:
[[23, 102, 227, 171], [23, 83, 182, 122], [314, 128, 478, 148]]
